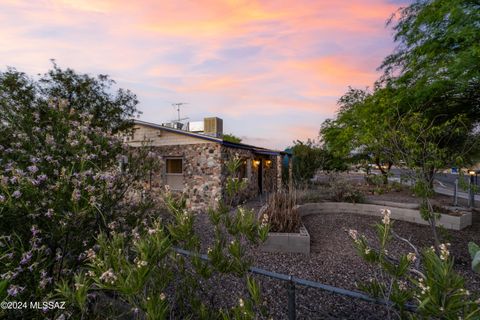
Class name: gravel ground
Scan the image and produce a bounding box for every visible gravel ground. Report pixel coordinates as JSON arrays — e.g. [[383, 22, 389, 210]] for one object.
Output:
[[192, 199, 480, 319]]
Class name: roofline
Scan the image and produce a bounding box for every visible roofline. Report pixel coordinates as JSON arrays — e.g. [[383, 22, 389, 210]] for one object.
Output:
[[132, 119, 290, 156], [133, 119, 222, 143]]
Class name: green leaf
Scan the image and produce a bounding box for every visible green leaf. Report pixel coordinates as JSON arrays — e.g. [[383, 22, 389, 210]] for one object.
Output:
[[468, 242, 480, 259]]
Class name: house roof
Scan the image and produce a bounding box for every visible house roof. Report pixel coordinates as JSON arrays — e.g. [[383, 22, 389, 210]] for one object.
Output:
[[133, 119, 290, 156]]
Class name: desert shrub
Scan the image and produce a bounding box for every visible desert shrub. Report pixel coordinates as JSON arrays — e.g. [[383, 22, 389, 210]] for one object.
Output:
[[0, 66, 159, 319], [295, 188, 329, 204], [365, 173, 385, 186], [349, 209, 480, 319], [261, 190, 300, 232], [57, 158, 270, 319], [327, 175, 364, 203]]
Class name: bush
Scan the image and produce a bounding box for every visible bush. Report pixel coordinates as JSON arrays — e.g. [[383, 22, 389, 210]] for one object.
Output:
[[0, 66, 158, 319], [56, 158, 270, 319], [260, 190, 300, 233], [327, 175, 364, 203], [349, 209, 480, 319]]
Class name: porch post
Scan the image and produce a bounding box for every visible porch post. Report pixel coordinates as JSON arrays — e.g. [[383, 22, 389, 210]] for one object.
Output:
[[288, 155, 293, 191], [276, 155, 282, 191]]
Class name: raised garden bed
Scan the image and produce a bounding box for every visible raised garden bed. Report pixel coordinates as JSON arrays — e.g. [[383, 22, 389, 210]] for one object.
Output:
[[260, 224, 310, 254], [298, 202, 472, 230]]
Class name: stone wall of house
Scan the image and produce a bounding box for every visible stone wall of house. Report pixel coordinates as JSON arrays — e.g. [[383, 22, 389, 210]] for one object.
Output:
[[148, 143, 223, 212], [221, 146, 279, 204]]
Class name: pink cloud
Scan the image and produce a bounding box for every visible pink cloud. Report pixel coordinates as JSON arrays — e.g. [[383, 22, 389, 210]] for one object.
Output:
[[0, 0, 408, 148]]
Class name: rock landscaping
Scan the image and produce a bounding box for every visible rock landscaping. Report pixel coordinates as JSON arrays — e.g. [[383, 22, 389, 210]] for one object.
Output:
[[192, 193, 479, 319]]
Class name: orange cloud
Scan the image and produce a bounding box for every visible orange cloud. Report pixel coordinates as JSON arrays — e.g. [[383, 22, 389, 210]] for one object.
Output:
[[0, 0, 408, 148]]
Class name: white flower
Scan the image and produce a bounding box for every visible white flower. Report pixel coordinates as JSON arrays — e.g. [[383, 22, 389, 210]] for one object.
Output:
[[239, 298, 244, 307], [85, 248, 96, 260], [407, 252, 417, 263], [381, 208, 391, 225], [136, 259, 148, 268], [439, 243, 450, 261], [348, 229, 358, 240], [99, 268, 117, 284], [160, 293, 166, 301]]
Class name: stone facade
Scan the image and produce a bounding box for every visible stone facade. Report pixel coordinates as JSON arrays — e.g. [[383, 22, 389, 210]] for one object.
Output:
[[127, 121, 286, 212], [220, 146, 279, 204], [147, 143, 223, 211]]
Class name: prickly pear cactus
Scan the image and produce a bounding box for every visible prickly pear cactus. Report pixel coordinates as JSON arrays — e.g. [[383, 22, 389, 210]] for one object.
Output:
[[468, 242, 480, 273]]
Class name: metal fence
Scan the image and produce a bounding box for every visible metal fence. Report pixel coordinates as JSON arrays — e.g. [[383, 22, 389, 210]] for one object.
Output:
[[173, 247, 416, 320]]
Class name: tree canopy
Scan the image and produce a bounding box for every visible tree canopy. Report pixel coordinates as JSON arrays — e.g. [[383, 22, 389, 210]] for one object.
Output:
[[223, 133, 242, 143], [321, 0, 480, 175]]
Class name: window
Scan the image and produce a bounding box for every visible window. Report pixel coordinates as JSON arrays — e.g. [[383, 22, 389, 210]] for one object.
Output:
[[166, 158, 183, 174], [165, 158, 183, 191]]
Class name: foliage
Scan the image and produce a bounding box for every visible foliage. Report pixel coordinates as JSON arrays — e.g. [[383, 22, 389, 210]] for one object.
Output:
[[320, 87, 396, 184], [291, 139, 347, 185], [381, 0, 480, 130], [57, 157, 270, 319], [223, 133, 242, 144], [469, 242, 480, 274], [350, 209, 480, 319], [388, 111, 476, 249], [322, 0, 480, 251], [0, 66, 156, 319], [326, 174, 364, 203], [379, 0, 480, 170], [261, 189, 299, 233]]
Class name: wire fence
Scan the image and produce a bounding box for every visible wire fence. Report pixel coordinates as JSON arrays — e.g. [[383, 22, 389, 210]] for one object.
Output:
[[173, 247, 417, 320]]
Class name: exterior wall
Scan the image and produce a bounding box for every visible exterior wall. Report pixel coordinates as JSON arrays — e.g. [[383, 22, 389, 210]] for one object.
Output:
[[126, 123, 282, 211], [221, 146, 279, 204], [127, 124, 213, 146], [148, 143, 223, 212]]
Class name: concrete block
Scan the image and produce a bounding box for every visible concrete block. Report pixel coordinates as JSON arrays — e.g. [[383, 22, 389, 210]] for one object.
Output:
[[297, 202, 471, 230], [260, 224, 310, 255]]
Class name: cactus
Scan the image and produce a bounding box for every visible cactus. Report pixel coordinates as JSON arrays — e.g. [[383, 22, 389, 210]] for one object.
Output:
[[468, 242, 480, 273]]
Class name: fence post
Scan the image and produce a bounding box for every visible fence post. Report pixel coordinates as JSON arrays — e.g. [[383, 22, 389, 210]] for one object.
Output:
[[287, 276, 296, 320]]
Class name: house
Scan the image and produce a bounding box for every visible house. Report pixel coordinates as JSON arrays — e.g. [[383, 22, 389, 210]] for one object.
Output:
[[125, 117, 292, 211]]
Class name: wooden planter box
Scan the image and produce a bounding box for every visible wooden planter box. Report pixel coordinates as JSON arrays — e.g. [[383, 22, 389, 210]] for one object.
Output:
[[260, 224, 310, 255]]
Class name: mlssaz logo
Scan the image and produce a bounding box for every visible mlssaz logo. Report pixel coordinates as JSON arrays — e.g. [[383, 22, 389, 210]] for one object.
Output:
[[30, 301, 66, 310]]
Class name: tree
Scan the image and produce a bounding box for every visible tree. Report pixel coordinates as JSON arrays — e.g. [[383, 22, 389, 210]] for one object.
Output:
[[290, 139, 347, 185], [320, 87, 396, 184], [0, 65, 154, 318], [380, 0, 480, 155], [223, 133, 242, 143]]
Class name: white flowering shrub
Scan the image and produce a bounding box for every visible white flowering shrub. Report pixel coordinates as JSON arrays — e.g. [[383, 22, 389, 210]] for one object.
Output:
[[57, 158, 270, 319], [349, 209, 480, 319], [0, 66, 158, 318]]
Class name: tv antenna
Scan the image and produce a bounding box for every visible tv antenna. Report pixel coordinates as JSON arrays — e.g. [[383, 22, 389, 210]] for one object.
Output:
[[171, 102, 189, 122]]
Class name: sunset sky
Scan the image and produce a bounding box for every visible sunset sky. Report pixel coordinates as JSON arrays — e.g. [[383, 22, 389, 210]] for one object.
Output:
[[1, 0, 409, 149]]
